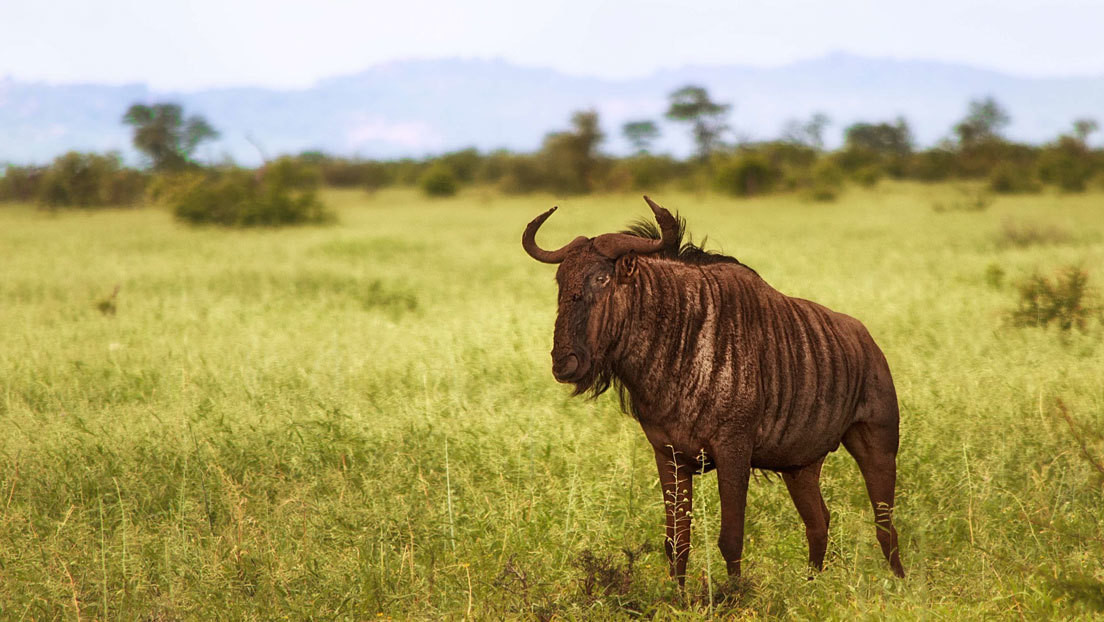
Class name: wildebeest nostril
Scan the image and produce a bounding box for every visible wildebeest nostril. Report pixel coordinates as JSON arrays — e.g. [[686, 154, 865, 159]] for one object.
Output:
[[552, 353, 579, 379]]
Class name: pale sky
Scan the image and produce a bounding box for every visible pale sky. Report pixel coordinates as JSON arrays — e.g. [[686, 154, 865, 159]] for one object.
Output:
[[2, 0, 1103, 90]]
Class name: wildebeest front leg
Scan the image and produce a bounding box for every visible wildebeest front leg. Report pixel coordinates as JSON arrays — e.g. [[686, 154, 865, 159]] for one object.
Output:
[[781, 457, 830, 573], [653, 446, 693, 587], [714, 449, 752, 577]]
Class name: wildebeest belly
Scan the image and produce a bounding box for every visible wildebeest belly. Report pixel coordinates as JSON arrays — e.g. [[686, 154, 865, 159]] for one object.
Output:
[[744, 299, 870, 470], [750, 417, 848, 470]]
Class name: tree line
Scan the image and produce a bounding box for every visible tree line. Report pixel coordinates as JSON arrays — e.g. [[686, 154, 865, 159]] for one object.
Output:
[[1, 85, 1102, 224]]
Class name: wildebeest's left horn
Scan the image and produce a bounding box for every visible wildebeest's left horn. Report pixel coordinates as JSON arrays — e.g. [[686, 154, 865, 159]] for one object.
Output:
[[643, 195, 679, 251], [591, 196, 681, 259], [523, 206, 588, 264]]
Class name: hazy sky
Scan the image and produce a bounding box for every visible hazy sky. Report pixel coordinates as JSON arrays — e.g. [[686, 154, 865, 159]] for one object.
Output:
[[2, 0, 1103, 90]]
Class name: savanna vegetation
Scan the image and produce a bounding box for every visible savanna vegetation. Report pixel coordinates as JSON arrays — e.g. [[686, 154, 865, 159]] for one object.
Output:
[[3, 90, 1103, 221], [0, 184, 1101, 619]]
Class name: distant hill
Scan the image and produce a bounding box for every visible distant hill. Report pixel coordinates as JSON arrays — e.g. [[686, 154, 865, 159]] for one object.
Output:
[[2, 53, 1103, 166]]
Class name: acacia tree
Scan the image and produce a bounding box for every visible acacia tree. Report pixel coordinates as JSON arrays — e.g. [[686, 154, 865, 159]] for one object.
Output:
[[954, 97, 1010, 147], [1071, 118, 1099, 144], [122, 103, 219, 171], [665, 85, 730, 161], [622, 120, 660, 153], [540, 110, 605, 193], [782, 112, 831, 150], [844, 117, 913, 157]]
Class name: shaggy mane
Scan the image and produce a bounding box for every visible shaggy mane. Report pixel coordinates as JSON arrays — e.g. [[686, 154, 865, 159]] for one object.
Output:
[[621, 213, 758, 275], [579, 212, 758, 413]]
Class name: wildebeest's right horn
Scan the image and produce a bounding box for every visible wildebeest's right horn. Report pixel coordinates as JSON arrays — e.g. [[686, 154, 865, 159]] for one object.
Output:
[[522, 206, 588, 264], [643, 195, 679, 251]]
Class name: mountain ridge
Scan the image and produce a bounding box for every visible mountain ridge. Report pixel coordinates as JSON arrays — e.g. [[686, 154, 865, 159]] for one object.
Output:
[[2, 53, 1102, 166]]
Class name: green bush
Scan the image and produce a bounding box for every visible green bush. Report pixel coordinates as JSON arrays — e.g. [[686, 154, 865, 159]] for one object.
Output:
[[419, 164, 459, 197], [305, 155, 394, 190], [145, 171, 207, 205], [852, 164, 884, 188], [102, 168, 149, 205], [713, 153, 779, 196], [495, 155, 547, 194], [805, 158, 845, 201], [35, 152, 147, 208], [1036, 138, 1094, 192], [1011, 266, 1098, 332], [910, 148, 956, 181], [988, 162, 1041, 194], [0, 165, 45, 202], [265, 156, 323, 191], [609, 154, 683, 191], [437, 149, 481, 183], [173, 164, 332, 227]]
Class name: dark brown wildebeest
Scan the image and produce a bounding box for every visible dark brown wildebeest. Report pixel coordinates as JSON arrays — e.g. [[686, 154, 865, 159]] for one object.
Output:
[[522, 197, 905, 585]]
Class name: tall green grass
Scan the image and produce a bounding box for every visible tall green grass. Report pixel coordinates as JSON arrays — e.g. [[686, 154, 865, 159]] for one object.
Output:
[[1, 184, 1102, 619]]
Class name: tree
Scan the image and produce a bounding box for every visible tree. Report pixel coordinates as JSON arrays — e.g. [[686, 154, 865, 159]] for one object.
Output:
[[542, 110, 604, 192], [844, 117, 913, 157], [665, 85, 731, 160], [122, 103, 219, 171], [539, 110, 605, 193], [622, 120, 660, 153], [782, 112, 831, 150], [1071, 118, 1099, 144], [954, 97, 1010, 147]]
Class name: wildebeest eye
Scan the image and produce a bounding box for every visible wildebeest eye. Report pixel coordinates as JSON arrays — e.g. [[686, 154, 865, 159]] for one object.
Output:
[[594, 274, 610, 287]]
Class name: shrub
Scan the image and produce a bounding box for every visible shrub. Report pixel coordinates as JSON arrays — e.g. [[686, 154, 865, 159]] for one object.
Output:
[[102, 168, 149, 205], [437, 149, 481, 183], [419, 164, 459, 197], [312, 157, 393, 189], [805, 158, 845, 201], [852, 164, 884, 188], [35, 152, 147, 208], [596, 155, 685, 192], [496, 155, 547, 195], [988, 162, 1041, 194], [173, 164, 331, 227], [0, 165, 46, 202], [390, 159, 428, 186], [997, 218, 1074, 248], [909, 148, 956, 181], [713, 153, 779, 196], [622, 154, 682, 191], [265, 156, 322, 191], [1036, 137, 1094, 192], [1011, 266, 1098, 332], [954, 140, 1038, 180], [145, 171, 207, 205]]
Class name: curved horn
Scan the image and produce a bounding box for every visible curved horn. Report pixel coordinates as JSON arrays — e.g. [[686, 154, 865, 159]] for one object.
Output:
[[592, 232, 666, 258], [643, 195, 679, 251], [522, 206, 588, 264], [591, 196, 682, 259]]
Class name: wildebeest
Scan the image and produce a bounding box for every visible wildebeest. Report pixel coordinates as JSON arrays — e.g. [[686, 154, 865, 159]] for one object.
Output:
[[522, 197, 905, 585]]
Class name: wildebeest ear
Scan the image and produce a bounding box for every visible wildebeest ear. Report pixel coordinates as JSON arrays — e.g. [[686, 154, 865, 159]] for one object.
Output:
[[616, 253, 637, 282]]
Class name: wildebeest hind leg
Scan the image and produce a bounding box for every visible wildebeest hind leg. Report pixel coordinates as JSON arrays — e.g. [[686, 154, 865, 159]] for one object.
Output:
[[842, 422, 906, 578], [781, 457, 829, 573]]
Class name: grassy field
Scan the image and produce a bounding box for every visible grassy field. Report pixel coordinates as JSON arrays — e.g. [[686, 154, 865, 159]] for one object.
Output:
[[1, 184, 1102, 620]]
